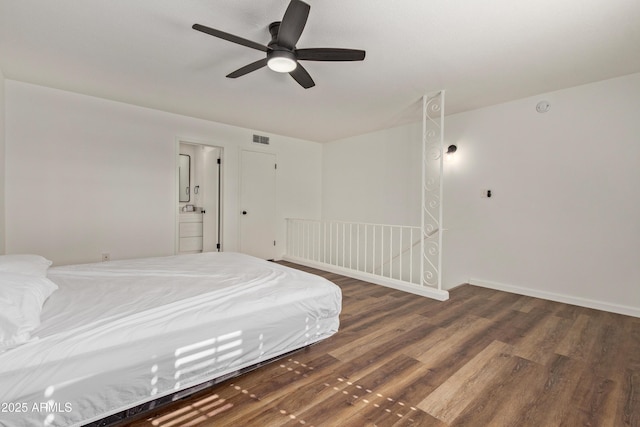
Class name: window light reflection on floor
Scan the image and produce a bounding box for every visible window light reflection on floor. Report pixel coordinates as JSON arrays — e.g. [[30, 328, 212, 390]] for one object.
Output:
[[145, 356, 422, 426], [149, 394, 234, 427]]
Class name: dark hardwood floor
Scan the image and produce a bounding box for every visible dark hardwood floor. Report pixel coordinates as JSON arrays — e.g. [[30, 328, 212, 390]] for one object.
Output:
[[128, 262, 640, 426]]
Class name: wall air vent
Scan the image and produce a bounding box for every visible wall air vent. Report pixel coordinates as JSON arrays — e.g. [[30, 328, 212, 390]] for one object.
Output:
[[252, 134, 270, 145]]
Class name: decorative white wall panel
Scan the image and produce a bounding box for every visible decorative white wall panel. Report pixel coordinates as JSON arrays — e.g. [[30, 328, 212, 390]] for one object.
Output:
[[421, 91, 444, 290]]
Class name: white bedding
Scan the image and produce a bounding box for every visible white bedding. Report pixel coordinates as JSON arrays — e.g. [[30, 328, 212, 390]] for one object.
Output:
[[0, 252, 341, 427]]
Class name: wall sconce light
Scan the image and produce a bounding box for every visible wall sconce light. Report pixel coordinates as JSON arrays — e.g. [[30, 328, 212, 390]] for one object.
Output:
[[446, 144, 457, 161]]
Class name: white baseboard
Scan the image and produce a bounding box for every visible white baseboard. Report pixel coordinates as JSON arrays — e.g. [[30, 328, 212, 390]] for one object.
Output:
[[283, 256, 449, 301], [469, 278, 640, 318]]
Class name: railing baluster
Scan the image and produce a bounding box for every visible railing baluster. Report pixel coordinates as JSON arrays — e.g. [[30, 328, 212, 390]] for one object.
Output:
[[409, 228, 413, 284], [399, 228, 403, 282], [297, 220, 300, 258], [329, 222, 333, 265], [303, 221, 306, 259], [380, 225, 384, 276], [389, 226, 392, 279], [307, 222, 310, 260], [315, 222, 319, 262], [335, 223, 339, 267], [324, 222, 327, 264], [342, 223, 346, 268], [364, 225, 368, 273], [356, 224, 360, 272], [349, 223, 353, 270], [372, 226, 376, 275]]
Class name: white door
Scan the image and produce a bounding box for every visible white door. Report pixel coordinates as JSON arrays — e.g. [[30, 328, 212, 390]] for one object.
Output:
[[240, 151, 276, 259], [201, 147, 221, 252]]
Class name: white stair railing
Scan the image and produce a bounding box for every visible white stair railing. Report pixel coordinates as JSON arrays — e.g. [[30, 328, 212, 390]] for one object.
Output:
[[285, 219, 448, 300]]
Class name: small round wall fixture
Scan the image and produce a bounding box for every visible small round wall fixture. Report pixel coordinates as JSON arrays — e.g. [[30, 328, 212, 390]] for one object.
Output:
[[536, 100, 550, 113]]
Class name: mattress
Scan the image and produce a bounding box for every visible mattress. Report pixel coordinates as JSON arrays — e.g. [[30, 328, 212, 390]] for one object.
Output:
[[0, 252, 341, 427]]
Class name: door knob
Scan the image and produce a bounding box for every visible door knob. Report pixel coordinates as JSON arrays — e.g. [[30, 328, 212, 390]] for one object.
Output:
[[242, 211, 247, 215]]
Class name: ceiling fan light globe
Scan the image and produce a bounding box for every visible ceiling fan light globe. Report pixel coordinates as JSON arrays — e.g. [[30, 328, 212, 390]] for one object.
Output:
[[267, 56, 297, 73]]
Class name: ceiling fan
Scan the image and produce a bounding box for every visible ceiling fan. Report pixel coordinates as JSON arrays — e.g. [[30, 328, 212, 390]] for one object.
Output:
[[192, 0, 366, 89]]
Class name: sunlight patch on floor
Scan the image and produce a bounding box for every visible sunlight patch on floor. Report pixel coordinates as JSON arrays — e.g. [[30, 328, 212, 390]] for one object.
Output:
[[149, 394, 233, 427]]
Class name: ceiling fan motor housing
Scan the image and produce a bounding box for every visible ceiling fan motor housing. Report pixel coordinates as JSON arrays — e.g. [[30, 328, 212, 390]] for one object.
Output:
[[268, 21, 283, 44], [266, 21, 298, 72]]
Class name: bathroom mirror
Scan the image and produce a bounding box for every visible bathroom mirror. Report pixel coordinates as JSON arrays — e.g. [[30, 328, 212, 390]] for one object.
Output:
[[179, 154, 190, 202]]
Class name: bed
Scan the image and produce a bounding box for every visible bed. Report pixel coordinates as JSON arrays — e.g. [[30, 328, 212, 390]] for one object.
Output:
[[0, 252, 342, 427]]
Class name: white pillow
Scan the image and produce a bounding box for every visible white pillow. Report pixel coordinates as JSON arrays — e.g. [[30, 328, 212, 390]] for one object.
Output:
[[0, 254, 53, 277], [0, 272, 58, 351]]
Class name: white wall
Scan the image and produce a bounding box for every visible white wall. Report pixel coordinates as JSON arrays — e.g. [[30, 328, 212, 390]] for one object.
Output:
[[5, 80, 322, 265], [0, 68, 5, 254], [322, 73, 640, 315], [444, 72, 640, 314], [322, 123, 422, 226]]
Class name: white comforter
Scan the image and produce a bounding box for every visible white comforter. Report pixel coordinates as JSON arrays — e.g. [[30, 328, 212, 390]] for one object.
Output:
[[0, 252, 341, 427]]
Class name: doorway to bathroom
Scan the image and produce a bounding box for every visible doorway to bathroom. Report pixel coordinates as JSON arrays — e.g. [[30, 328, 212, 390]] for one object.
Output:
[[176, 141, 222, 254]]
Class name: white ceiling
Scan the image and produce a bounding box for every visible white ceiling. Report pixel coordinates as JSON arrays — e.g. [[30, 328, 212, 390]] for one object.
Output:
[[1, 0, 639, 142]]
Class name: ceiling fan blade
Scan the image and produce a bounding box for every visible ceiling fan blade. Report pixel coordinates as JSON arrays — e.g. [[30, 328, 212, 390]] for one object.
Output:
[[277, 0, 310, 50], [193, 24, 268, 52], [296, 48, 366, 61], [226, 58, 269, 78], [289, 63, 315, 89]]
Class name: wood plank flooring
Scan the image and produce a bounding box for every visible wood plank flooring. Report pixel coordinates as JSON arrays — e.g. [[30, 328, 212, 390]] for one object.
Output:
[[127, 262, 640, 427]]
